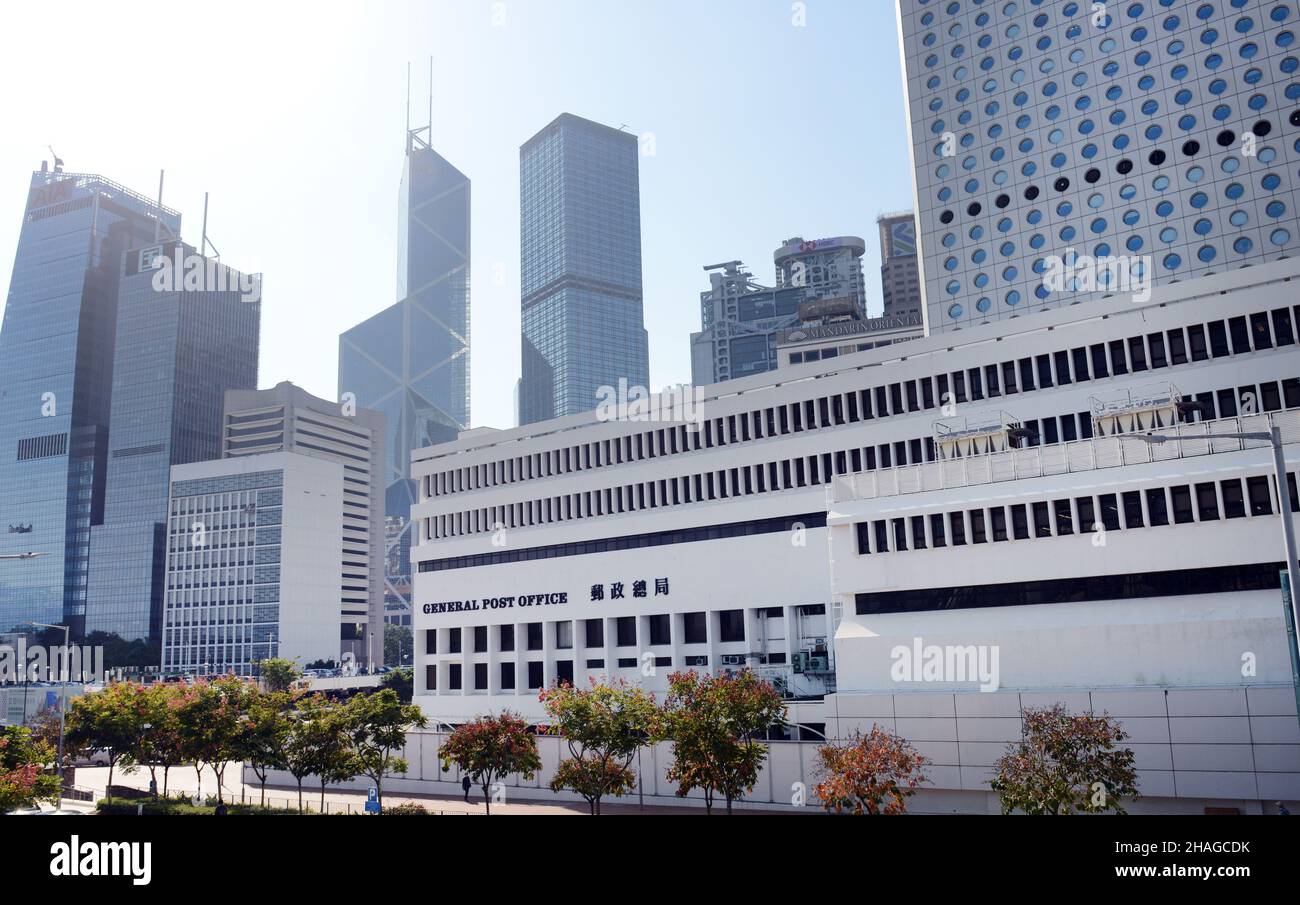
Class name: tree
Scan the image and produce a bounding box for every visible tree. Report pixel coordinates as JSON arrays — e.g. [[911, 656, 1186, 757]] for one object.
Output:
[[814, 727, 929, 815], [438, 712, 541, 815], [283, 694, 337, 812], [339, 688, 426, 810], [256, 658, 301, 694], [661, 669, 786, 815], [65, 681, 146, 802], [0, 726, 62, 812], [173, 676, 251, 803], [385, 623, 412, 667], [133, 682, 186, 797], [239, 689, 295, 807], [991, 704, 1140, 815], [540, 678, 658, 815], [381, 667, 414, 704]]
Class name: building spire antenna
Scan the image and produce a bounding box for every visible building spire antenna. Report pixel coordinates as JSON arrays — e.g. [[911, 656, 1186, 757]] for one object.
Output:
[[405, 62, 412, 153], [427, 55, 434, 146]]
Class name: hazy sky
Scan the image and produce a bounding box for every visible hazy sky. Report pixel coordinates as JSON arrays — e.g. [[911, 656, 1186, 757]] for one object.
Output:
[[0, 0, 913, 430]]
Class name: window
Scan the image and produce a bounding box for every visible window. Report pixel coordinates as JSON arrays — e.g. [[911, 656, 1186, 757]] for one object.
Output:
[[1221, 480, 1246, 519], [474, 663, 487, 690], [500, 662, 515, 690], [1247, 476, 1273, 515], [500, 625, 515, 652], [1195, 483, 1220, 521], [527, 622, 543, 651], [585, 618, 604, 648], [425, 629, 437, 655], [555, 622, 573, 649], [1098, 494, 1121, 531], [448, 663, 462, 691], [649, 614, 671, 645], [527, 662, 543, 689], [1122, 491, 1144, 528], [1146, 488, 1169, 526], [949, 511, 967, 545], [683, 612, 708, 644], [616, 616, 636, 647], [1171, 485, 1195, 523], [448, 627, 462, 654], [719, 610, 745, 642], [473, 625, 487, 653], [1011, 504, 1029, 540]]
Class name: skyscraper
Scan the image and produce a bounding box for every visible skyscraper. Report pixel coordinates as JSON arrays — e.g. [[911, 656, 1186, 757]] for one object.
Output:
[[0, 166, 178, 636], [85, 240, 260, 643], [518, 114, 649, 424], [897, 0, 1300, 333], [221, 381, 385, 667], [690, 236, 867, 385], [339, 121, 469, 625], [876, 212, 923, 320]]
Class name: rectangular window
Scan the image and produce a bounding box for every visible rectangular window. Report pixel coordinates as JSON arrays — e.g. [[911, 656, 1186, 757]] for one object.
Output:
[[970, 509, 988, 544], [1195, 482, 1220, 521], [585, 618, 603, 648], [1098, 494, 1121, 531], [1122, 491, 1144, 529], [1149, 491, 1170, 527], [616, 616, 636, 647], [448, 627, 462, 654], [1221, 480, 1246, 519], [930, 513, 947, 547], [719, 610, 745, 643], [474, 663, 488, 690], [1171, 485, 1195, 524], [1010, 504, 1029, 540], [448, 663, 462, 691], [949, 511, 967, 545], [650, 614, 671, 645], [1054, 499, 1074, 534], [990, 507, 1008, 542], [683, 612, 707, 644], [1076, 497, 1097, 533], [527, 662, 543, 689], [555, 622, 573, 650], [527, 622, 543, 651], [474, 625, 487, 653], [499, 625, 514, 652], [1248, 476, 1273, 515]]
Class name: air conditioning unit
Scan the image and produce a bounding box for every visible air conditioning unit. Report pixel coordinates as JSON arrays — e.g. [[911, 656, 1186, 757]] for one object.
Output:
[[721, 654, 745, 666]]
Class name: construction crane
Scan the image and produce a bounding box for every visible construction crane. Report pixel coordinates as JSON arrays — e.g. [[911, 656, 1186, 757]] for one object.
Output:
[[47, 146, 64, 172]]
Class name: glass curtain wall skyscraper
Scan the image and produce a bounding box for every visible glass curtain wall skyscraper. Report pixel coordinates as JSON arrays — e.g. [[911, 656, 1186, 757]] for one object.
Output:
[[897, 0, 1300, 333], [85, 240, 260, 643], [519, 114, 650, 424], [339, 123, 469, 623], [0, 168, 178, 636]]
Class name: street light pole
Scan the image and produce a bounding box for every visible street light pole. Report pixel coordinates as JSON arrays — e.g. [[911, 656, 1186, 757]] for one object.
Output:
[[1137, 424, 1300, 726], [25, 621, 70, 792]]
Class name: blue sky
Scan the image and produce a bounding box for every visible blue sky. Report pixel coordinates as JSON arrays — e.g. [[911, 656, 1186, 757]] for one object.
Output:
[[0, 0, 914, 430]]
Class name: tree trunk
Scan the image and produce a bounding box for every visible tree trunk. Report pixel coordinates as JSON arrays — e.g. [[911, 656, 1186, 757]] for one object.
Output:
[[260, 777, 266, 808], [320, 781, 326, 812], [726, 794, 733, 816], [163, 766, 170, 798], [296, 779, 303, 813], [482, 783, 492, 815], [106, 761, 115, 804]]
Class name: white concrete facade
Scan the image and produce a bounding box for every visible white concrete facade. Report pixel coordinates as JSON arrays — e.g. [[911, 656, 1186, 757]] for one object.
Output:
[[408, 259, 1300, 811], [161, 451, 345, 676]]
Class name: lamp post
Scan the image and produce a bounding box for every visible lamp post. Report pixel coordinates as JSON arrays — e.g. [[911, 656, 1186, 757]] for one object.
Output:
[[1136, 424, 1300, 726], [24, 620, 70, 791]]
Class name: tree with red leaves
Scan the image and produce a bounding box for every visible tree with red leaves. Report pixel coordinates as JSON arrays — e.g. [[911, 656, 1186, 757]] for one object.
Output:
[[991, 704, 1139, 815], [439, 711, 541, 815], [814, 726, 928, 815]]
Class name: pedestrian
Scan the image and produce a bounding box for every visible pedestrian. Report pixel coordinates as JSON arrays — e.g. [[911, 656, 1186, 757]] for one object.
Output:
[[1278, 801, 1291, 816], [462, 774, 472, 803], [215, 801, 228, 816]]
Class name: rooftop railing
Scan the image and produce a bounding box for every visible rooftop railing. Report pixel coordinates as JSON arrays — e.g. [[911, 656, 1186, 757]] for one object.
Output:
[[831, 409, 1300, 504]]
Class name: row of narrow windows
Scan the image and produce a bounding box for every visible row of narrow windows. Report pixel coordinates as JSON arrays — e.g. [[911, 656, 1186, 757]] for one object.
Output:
[[428, 382, 1300, 541], [857, 471, 1300, 555], [423, 301, 1300, 500]]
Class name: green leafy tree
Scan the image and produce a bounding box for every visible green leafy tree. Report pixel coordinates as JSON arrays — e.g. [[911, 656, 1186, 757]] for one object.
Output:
[[384, 623, 412, 667], [133, 682, 186, 797], [381, 667, 414, 704], [814, 727, 929, 815], [80, 631, 160, 670], [661, 669, 786, 815], [339, 688, 426, 810], [991, 704, 1140, 815], [540, 678, 658, 815], [65, 681, 146, 801], [0, 726, 62, 812], [438, 712, 541, 815], [239, 689, 296, 807], [283, 693, 338, 812], [173, 676, 251, 803], [256, 658, 301, 694]]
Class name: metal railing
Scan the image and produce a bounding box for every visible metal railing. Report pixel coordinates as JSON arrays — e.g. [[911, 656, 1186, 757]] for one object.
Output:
[[831, 410, 1300, 504]]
